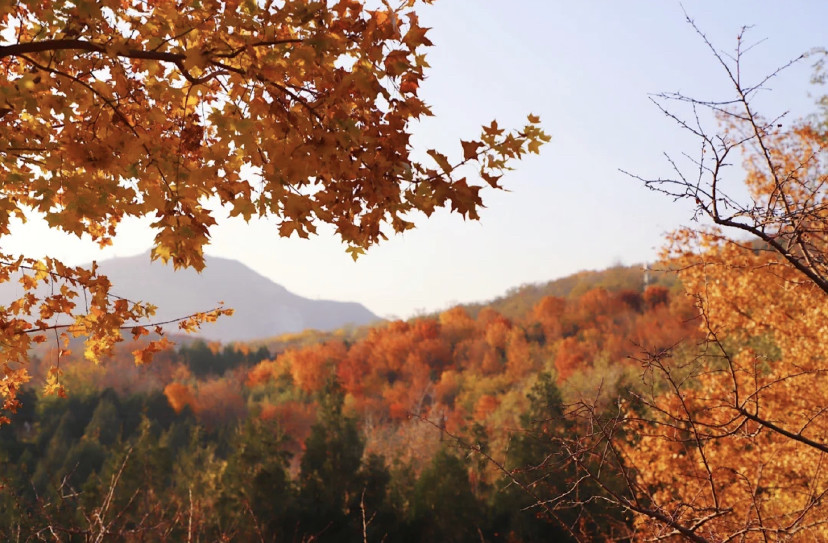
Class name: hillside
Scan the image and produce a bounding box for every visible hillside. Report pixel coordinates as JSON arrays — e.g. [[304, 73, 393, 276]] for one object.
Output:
[[0, 262, 699, 541], [462, 263, 679, 320]]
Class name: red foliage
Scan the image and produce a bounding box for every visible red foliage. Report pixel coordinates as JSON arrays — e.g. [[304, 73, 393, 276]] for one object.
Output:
[[554, 336, 591, 381], [259, 400, 316, 448], [505, 327, 533, 379], [164, 382, 196, 414], [643, 285, 669, 309], [434, 370, 462, 407], [246, 359, 278, 387], [617, 289, 644, 312], [287, 341, 347, 393], [438, 307, 476, 345], [192, 375, 246, 426], [532, 295, 567, 340], [474, 394, 500, 420]]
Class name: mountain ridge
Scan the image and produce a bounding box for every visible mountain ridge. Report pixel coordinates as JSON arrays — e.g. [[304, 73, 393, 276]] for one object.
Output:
[[0, 252, 379, 343]]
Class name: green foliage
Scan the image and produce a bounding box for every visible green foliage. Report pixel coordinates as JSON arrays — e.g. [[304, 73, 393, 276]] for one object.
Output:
[[491, 373, 578, 541], [409, 448, 487, 542], [216, 418, 294, 539], [296, 378, 372, 539], [179, 339, 270, 377], [491, 373, 630, 541]]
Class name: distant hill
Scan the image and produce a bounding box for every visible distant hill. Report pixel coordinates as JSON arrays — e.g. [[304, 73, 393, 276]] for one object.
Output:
[[0, 252, 379, 343]]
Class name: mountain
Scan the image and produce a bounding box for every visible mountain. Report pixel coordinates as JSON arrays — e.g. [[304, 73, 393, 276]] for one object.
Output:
[[1, 253, 379, 343]]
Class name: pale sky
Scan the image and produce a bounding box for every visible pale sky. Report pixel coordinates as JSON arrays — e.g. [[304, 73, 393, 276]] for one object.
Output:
[[5, 2, 827, 319]]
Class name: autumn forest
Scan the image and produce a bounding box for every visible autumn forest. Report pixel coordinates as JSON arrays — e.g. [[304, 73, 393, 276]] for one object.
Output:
[[0, 267, 687, 540], [2, 0, 828, 541]]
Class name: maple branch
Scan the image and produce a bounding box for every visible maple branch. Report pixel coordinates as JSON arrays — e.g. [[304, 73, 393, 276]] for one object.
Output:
[[18, 306, 230, 335], [0, 38, 303, 62], [17, 54, 140, 137], [0, 38, 177, 61], [209, 58, 324, 121], [0, 38, 302, 88], [211, 39, 306, 59]]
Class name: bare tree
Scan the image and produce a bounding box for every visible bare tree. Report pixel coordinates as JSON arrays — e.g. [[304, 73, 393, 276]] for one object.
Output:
[[547, 15, 828, 542]]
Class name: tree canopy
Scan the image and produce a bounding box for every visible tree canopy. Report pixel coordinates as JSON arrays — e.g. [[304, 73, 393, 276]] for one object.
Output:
[[0, 0, 548, 417]]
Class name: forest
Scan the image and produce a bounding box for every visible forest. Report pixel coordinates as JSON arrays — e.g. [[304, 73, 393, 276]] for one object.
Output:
[[0, 266, 689, 540], [2, 0, 828, 541]]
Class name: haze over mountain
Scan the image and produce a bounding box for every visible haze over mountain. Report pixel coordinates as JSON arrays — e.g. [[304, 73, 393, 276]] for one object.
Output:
[[0, 253, 379, 343]]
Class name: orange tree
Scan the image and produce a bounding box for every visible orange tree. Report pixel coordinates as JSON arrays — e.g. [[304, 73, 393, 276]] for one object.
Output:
[[0, 0, 549, 420], [549, 23, 828, 542]]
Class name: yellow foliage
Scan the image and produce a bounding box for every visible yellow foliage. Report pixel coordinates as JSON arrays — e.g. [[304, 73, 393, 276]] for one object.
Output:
[[623, 117, 828, 540]]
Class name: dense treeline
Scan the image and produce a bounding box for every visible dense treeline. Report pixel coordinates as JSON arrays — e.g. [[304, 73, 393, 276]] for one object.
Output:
[[0, 377, 624, 540], [0, 267, 693, 541]]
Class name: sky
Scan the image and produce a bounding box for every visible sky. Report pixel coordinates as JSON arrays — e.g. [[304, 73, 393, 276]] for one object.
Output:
[[4, 1, 828, 319]]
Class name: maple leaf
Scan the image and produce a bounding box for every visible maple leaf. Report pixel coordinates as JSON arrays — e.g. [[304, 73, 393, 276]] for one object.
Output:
[[427, 149, 453, 174], [133, 337, 174, 366], [346, 246, 366, 261], [461, 140, 483, 161]]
